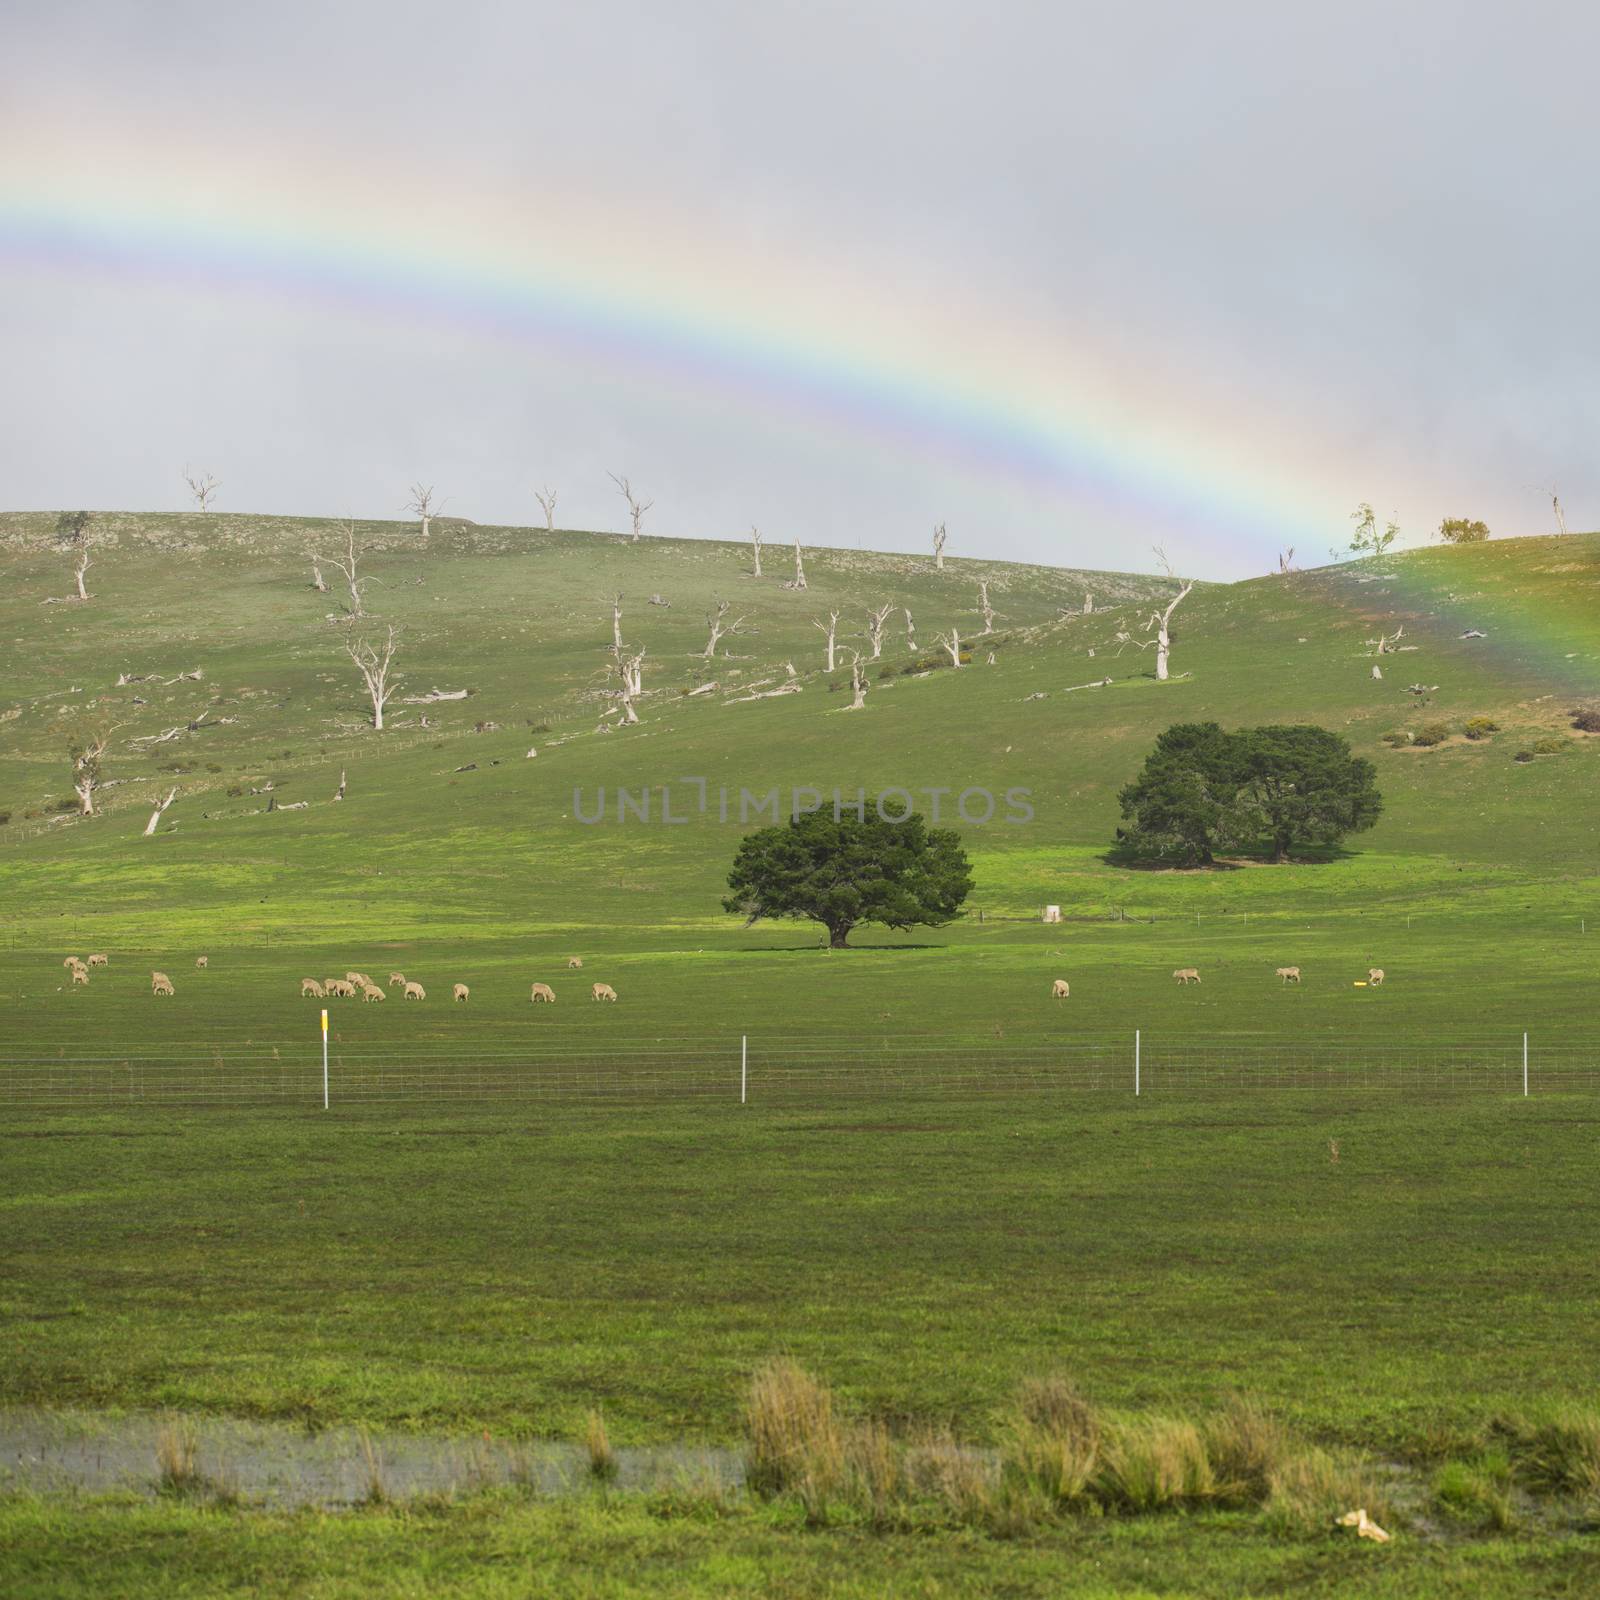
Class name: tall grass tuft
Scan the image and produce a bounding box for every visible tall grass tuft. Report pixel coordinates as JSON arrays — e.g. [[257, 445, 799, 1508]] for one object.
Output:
[[1515, 1410, 1600, 1495], [585, 1409, 618, 1482], [357, 1427, 389, 1506], [154, 1417, 199, 1494], [1096, 1416, 1215, 1511], [745, 1359, 846, 1521], [1003, 1374, 1101, 1506], [1265, 1445, 1388, 1533], [1203, 1395, 1293, 1505]]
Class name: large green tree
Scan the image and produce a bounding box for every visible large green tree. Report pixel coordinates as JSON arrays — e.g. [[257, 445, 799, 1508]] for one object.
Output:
[[723, 808, 973, 948], [1234, 725, 1383, 862], [1117, 723, 1382, 865], [1115, 722, 1245, 865]]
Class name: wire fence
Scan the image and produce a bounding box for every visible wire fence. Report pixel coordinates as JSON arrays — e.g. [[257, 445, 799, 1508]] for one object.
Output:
[[0, 1034, 1590, 1108]]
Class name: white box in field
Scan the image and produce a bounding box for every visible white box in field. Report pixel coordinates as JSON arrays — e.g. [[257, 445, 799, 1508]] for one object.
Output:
[[1042, 905, 1062, 923]]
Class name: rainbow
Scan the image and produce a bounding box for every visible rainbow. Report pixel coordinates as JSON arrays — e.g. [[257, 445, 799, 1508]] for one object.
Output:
[[1, 144, 1335, 569]]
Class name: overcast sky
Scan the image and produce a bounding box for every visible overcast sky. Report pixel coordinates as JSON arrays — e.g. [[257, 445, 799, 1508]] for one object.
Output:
[[2, 1, 1594, 577]]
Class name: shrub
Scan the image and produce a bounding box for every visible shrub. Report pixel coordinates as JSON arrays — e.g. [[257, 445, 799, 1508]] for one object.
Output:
[[877, 667, 896, 680], [1463, 717, 1499, 740], [1380, 731, 1412, 747], [226, 785, 243, 798], [1533, 736, 1567, 755], [205, 763, 222, 773], [0, 812, 10, 826], [1571, 710, 1600, 733], [1514, 750, 1535, 764], [1438, 517, 1491, 544], [1411, 722, 1452, 748]]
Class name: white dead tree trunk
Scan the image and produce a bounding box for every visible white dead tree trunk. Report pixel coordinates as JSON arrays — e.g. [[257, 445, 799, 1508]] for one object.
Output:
[[325, 520, 371, 619], [608, 473, 653, 541], [1543, 487, 1568, 535], [749, 525, 763, 577], [977, 581, 996, 635], [610, 593, 625, 654], [535, 487, 558, 531], [702, 600, 751, 658], [842, 649, 868, 710], [182, 468, 220, 511], [1277, 548, 1296, 575], [1142, 552, 1195, 682], [613, 645, 645, 724], [936, 628, 963, 668], [1084, 594, 1093, 614], [307, 547, 328, 592], [933, 522, 947, 570], [406, 484, 440, 540], [814, 610, 840, 672], [71, 737, 107, 816], [785, 534, 807, 590], [333, 768, 347, 802], [866, 603, 892, 659], [72, 545, 92, 601], [346, 626, 402, 730], [903, 607, 916, 651], [143, 787, 177, 836]]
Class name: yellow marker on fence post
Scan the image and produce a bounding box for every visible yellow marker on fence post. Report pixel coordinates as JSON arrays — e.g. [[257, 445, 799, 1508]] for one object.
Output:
[[1354, 981, 1367, 987], [321, 1008, 329, 1110]]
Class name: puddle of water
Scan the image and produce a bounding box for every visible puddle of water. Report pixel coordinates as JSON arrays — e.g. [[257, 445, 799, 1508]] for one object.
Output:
[[0, 1409, 744, 1508]]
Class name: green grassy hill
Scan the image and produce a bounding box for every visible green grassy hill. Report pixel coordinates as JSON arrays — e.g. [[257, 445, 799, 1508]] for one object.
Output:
[[0, 512, 1595, 1051]]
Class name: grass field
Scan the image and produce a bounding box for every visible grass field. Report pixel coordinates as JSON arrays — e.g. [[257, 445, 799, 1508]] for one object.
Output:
[[2, 514, 1598, 1593]]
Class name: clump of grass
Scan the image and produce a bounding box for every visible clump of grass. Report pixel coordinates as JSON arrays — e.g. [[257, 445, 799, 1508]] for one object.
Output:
[[1435, 1449, 1517, 1531], [357, 1427, 389, 1505], [154, 1417, 199, 1494], [1264, 1445, 1389, 1533], [1463, 716, 1499, 740], [745, 1359, 846, 1521], [1411, 722, 1452, 748], [1003, 1374, 1101, 1506], [844, 1418, 902, 1524], [584, 1409, 617, 1482], [1096, 1415, 1216, 1511], [1203, 1395, 1295, 1505], [1532, 735, 1568, 755], [904, 1429, 996, 1526], [1513, 1410, 1600, 1496]]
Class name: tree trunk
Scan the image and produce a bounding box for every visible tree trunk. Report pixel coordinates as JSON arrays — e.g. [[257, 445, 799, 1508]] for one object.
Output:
[[1155, 624, 1170, 681], [1273, 830, 1291, 863], [828, 923, 852, 949]]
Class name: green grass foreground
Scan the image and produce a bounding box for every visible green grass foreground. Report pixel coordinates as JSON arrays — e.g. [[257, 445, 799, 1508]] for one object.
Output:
[[3, 1491, 1598, 1599]]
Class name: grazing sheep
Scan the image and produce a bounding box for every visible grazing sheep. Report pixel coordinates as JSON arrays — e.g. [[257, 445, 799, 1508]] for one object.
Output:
[[195, 955, 208, 969], [1368, 968, 1385, 986], [62, 956, 83, 970], [87, 953, 108, 967], [150, 971, 174, 997], [530, 982, 556, 1004], [591, 983, 618, 1002], [71, 966, 90, 986], [403, 981, 426, 1001], [452, 983, 469, 1002], [1051, 979, 1070, 999], [1276, 966, 1301, 984], [388, 972, 406, 988], [301, 978, 325, 998], [1173, 967, 1201, 985], [325, 979, 355, 998], [361, 984, 386, 1002], [566, 957, 583, 969], [345, 971, 366, 986]]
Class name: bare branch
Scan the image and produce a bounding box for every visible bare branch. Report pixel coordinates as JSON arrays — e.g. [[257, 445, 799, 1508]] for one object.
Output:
[[182, 468, 220, 511]]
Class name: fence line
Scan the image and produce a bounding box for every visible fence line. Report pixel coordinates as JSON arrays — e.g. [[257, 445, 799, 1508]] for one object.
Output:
[[0, 1035, 1592, 1108]]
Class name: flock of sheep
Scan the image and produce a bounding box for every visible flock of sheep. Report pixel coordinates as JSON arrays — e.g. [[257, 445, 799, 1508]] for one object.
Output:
[[299, 967, 619, 1004], [1049, 966, 1385, 997], [60, 952, 206, 996]]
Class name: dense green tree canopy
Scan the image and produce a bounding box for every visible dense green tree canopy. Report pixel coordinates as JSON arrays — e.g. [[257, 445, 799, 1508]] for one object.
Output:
[[1116, 722, 1381, 865], [1438, 517, 1491, 544], [723, 809, 973, 948]]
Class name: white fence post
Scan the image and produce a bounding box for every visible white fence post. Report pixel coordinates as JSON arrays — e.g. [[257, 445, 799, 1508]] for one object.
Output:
[[1135, 1029, 1141, 1097], [741, 1035, 748, 1104], [322, 1009, 329, 1110], [1523, 1031, 1528, 1098]]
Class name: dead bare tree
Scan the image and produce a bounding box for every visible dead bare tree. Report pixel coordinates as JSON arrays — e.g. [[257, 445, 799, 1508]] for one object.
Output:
[[324, 520, 372, 619], [814, 610, 841, 672], [933, 522, 947, 570], [333, 768, 347, 802], [1277, 548, 1296, 575], [842, 648, 869, 710], [749, 525, 763, 577], [1138, 548, 1195, 681], [346, 626, 403, 730], [866, 603, 892, 659], [307, 546, 328, 592], [70, 736, 108, 816], [406, 484, 441, 539], [1083, 594, 1093, 614], [610, 593, 625, 654], [54, 511, 93, 601], [608, 473, 653, 541], [903, 606, 916, 651], [935, 627, 963, 668], [182, 468, 220, 511], [1366, 625, 1405, 657], [702, 600, 751, 658], [976, 581, 996, 635], [143, 786, 177, 836], [784, 533, 807, 590], [611, 644, 645, 724], [535, 486, 558, 531]]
